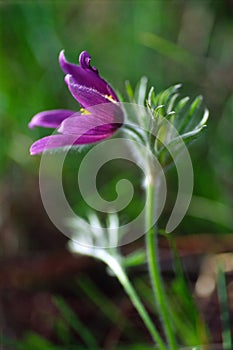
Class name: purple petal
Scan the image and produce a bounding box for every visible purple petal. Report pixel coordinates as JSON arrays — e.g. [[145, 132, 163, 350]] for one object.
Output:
[[59, 103, 123, 136], [87, 102, 124, 125], [28, 109, 76, 129], [79, 51, 95, 70], [59, 50, 118, 101], [30, 133, 113, 155], [66, 75, 111, 108]]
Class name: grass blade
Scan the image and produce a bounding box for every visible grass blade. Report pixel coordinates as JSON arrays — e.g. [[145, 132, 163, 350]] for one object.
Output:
[[53, 296, 99, 350]]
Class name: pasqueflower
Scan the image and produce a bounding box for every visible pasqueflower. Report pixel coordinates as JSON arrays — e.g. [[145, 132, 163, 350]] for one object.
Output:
[[29, 50, 123, 155]]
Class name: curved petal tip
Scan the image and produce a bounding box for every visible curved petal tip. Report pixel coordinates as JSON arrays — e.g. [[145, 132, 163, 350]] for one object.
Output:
[[79, 51, 91, 69], [28, 120, 35, 129], [59, 49, 67, 71]]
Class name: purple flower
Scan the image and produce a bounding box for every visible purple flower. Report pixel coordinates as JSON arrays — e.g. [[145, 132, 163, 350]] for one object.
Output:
[[29, 51, 123, 155]]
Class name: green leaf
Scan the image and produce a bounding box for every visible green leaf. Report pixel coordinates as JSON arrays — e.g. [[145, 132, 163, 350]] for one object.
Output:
[[147, 86, 155, 108], [139, 32, 198, 68], [196, 108, 209, 128], [125, 80, 209, 168], [178, 125, 207, 143], [178, 95, 203, 133], [20, 333, 60, 350], [54, 316, 73, 345], [167, 93, 180, 114], [77, 276, 122, 325], [158, 125, 207, 165], [52, 296, 99, 349], [125, 80, 135, 102], [135, 76, 148, 106], [122, 249, 147, 268], [153, 84, 181, 108], [174, 96, 190, 113], [77, 276, 140, 343]]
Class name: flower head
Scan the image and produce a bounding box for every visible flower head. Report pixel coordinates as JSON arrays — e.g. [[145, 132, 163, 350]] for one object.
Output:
[[29, 51, 123, 155]]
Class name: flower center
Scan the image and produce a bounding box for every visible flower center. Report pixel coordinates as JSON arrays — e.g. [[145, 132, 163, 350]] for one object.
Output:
[[104, 95, 117, 103], [80, 108, 91, 115]]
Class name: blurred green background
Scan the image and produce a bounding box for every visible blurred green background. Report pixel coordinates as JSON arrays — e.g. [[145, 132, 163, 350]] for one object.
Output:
[[0, 0, 232, 348]]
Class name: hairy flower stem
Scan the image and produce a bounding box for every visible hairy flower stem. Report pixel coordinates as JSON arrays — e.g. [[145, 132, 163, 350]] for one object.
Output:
[[145, 170, 178, 350], [104, 254, 166, 349]]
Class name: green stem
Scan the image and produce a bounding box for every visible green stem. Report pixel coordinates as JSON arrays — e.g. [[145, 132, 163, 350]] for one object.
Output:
[[104, 253, 166, 350], [145, 172, 178, 350]]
